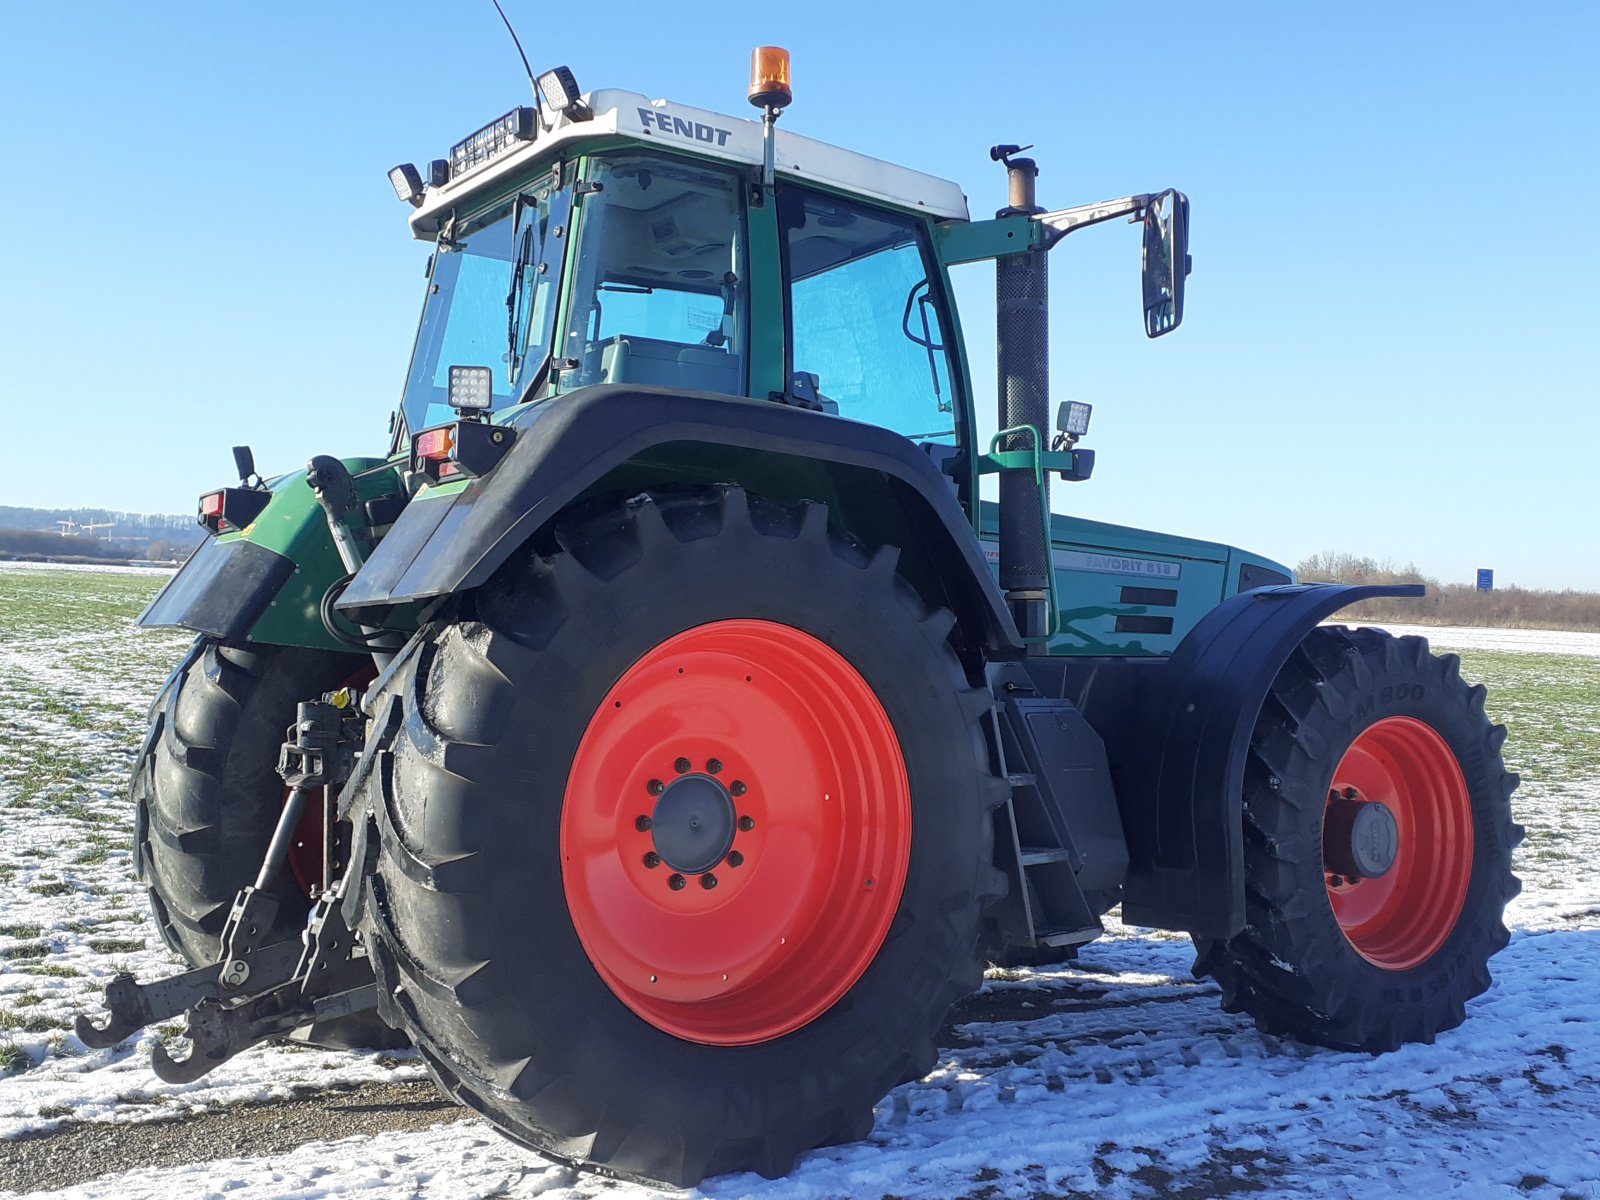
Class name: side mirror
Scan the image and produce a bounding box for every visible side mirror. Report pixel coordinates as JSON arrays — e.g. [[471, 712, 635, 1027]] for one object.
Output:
[[1142, 189, 1190, 338]]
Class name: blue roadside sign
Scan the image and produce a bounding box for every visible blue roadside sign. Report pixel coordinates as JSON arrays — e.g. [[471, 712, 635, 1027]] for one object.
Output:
[[1476, 569, 1494, 591]]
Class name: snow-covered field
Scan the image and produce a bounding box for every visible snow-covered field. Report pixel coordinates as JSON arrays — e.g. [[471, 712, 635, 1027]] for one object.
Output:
[[2, 566, 1597, 1199]]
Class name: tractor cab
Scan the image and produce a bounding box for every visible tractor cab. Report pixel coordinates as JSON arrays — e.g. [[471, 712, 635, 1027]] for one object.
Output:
[[389, 71, 972, 460]]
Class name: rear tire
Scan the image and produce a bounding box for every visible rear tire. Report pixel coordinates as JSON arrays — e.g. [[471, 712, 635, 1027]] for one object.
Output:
[[354, 487, 1005, 1186], [133, 637, 405, 1050], [1192, 626, 1521, 1051]]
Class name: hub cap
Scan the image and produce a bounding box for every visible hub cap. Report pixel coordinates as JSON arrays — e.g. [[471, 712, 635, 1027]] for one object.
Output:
[[560, 619, 912, 1045], [650, 775, 737, 874], [1322, 716, 1474, 970]]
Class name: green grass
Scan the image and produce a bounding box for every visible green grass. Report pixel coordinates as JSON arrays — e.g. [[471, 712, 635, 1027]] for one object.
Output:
[[86, 938, 146, 955], [0, 1037, 29, 1074], [1453, 649, 1600, 786], [0, 570, 169, 644], [1, 942, 52, 961]]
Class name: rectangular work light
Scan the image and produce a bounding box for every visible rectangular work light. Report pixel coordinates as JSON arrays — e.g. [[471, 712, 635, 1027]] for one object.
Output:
[[1057, 401, 1093, 439], [447, 365, 494, 413], [536, 66, 584, 118], [448, 107, 536, 179], [388, 163, 424, 206]]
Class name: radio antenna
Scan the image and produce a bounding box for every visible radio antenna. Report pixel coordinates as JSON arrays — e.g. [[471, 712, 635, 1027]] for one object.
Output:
[[489, 0, 537, 97]]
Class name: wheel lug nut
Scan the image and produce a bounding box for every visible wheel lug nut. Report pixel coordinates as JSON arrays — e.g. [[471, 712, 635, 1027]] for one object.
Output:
[[707, 758, 723, 775], [730, 781, 747, 797], [738, 815, 755, 832], [647, 779, 664, 796], [1342, 787, 1359, 800], [674, 757, 692, 774], [643, 852, 661, 869], [701, 873, 718, 890], [727, 851, 744, 868], [668, 873, 686, 891], [635, 815, 653, 832]]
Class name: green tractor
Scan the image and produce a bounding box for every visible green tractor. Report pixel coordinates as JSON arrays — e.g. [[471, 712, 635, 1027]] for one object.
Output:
[[82, 50, 1520, 1186]]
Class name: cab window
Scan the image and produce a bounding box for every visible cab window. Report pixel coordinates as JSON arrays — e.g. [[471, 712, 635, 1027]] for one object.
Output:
[[779, 188, 957, 442], [558, 155, 747, 396]]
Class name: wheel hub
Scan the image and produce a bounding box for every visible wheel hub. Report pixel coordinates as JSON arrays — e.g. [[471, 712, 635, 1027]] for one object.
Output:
[[1323, 793, 1399, 880], [650, 774, 736, 875]]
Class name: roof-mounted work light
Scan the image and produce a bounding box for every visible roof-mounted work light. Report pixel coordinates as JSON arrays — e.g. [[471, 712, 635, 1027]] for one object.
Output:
[[388, 163, 424, 206], [536, 65, 587, 119], [748, 46, 792, 110]]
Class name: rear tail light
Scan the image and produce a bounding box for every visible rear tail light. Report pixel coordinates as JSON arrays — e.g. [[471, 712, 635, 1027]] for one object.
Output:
[[410, 420, 515, 483], [197, 487, 272, 535]]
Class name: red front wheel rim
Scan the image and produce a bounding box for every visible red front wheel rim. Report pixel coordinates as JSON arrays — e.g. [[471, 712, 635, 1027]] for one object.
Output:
[[560, 619, 912, 1046], [1323, 716, 1474, 970]]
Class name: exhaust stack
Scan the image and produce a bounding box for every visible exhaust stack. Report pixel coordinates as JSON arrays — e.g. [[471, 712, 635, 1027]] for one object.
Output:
[[995, 152, 1051, 645]]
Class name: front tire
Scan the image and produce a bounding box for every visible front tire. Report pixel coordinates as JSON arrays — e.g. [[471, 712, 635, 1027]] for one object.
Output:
[[1193, 626, 1522, 1051], [356, 488, 1005, 1185]]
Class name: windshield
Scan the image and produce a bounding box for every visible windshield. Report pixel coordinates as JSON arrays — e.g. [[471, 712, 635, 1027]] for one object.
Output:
[[397, 174, 569, 439]]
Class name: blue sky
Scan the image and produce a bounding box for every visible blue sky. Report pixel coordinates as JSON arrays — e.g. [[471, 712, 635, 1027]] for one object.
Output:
[[4, 3, 1596, 588]]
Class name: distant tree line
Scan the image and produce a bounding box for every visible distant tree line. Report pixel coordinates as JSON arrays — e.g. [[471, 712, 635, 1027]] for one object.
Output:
[[0, 507, 202, 565], [1296, 552, 1600, 631]]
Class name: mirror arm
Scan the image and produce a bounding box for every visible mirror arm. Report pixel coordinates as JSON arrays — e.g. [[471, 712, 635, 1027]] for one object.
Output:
[[1033, 193, 1153, 248]]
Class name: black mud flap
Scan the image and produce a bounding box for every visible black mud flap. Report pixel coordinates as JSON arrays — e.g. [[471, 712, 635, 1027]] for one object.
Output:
[[138, 535, 295, 640], [1118, 583, 1423, 938]]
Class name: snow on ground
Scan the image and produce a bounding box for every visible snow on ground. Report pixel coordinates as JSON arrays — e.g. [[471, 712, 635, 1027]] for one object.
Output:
[[1367, 623, 1600, 659], [3, 570, 1597, 1199], [0, 563, 175, 579]]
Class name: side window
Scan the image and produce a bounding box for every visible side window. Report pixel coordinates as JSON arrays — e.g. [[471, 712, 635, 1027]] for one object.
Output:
[[780, 189, 957, 442], [559, 155, 747, 397]]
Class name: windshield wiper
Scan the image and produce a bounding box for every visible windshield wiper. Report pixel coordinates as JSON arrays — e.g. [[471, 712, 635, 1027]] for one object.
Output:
[[505, 194, 537, 384]]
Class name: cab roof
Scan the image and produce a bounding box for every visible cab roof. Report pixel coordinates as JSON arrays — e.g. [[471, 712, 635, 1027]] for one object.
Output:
[[408, 88, 971, 238]]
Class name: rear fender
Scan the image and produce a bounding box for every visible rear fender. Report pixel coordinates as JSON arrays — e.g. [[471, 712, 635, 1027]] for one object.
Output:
[[139, 458, 399, 652], [337, 385, 1024, 665], [1115, 582, 1424, 937]]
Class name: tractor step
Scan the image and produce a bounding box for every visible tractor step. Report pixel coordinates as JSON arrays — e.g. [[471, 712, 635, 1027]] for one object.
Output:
[[1036, 926, 1104, 948], [985, 665, 1130, 959], [1018, 845, 1076, 867]]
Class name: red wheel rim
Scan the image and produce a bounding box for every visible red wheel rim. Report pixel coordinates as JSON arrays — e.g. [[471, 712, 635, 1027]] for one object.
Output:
[[283, 665, 376, 898], [1323, 716, 1473, 970], [560, 619, 911, 1045]]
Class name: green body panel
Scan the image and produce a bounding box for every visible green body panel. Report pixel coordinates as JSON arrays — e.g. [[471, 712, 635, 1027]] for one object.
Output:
[[977, 502, 1293, 656], [220, 457, 401, 652], [744, 186, 787, 402], [934, 215, 1039, 266]]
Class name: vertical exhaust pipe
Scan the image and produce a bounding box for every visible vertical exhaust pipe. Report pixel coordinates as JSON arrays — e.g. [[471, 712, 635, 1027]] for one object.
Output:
[[995, 155, 1051, 646]]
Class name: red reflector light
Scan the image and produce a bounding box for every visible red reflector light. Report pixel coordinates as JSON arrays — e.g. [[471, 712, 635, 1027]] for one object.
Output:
[[200, 491, 226, 518], [414, 427, 455, 462]]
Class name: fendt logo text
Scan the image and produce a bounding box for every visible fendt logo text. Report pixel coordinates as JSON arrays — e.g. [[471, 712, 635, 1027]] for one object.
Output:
[[637, 108, 734, 146]]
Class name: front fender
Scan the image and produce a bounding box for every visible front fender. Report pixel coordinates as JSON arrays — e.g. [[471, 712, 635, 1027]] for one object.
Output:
[[338, 385, 1023, 662], [1117, 582, 1424, 937]]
